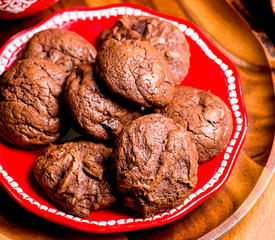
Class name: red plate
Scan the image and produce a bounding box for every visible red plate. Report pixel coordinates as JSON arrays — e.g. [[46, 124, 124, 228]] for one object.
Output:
[[0, 3, 247, 233], [0, 0, 57, 20]]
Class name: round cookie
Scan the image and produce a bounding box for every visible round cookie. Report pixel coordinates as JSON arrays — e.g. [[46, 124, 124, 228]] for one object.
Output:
[[96, 39, 175, 108], [112, 114, 198, 217], [64, 65, 141, 141], [101, 15, 190, 85], [33, 141, 116, 218], [23, 28, 97, 76], [0, 58, 66, 148], [156, 86, 233, 162]]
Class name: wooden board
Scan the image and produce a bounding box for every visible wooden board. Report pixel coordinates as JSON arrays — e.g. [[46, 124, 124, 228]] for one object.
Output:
[[0, 0, 274, 239]]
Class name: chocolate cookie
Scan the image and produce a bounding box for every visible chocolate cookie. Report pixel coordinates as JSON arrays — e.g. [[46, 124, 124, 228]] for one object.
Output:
[[0, 58, 66, 148], [101, 15, 190, 85], [96, 39, 175, 108], [23, 29, 97, 76], [112, 114, 198, 217], [156, 86, 233, 162], [33, 141, 115, 218], [64, 65, 140, 141]]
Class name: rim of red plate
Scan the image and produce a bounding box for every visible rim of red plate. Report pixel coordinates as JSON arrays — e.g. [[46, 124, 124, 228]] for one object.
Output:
[[0, 3, 247, 233]]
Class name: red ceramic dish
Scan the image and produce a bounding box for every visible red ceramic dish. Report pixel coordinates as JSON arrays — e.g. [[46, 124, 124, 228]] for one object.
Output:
[[0, 0, 57, 20], [0, 3, 247, 233]]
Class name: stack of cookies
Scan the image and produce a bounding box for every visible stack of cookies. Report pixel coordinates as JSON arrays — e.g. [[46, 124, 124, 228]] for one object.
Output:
[[0, 16, 233, 218]]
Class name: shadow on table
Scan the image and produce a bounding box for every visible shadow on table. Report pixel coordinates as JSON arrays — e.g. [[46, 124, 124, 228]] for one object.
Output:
[[0, 186, 126, 239]]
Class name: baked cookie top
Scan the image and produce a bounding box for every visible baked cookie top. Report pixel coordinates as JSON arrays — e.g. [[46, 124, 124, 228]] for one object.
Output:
[[23, 28, 97, 76], [101, 15, 190, 85], [0, 58, 66, 147], [64, 65, 140, 141], [156, 86, 233, 162], [112, 114, 198, 217], [96, 39, 175, 108], [33, 141, 115, 218]]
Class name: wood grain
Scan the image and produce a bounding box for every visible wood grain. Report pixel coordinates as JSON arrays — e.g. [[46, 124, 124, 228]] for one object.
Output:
[[221, 174, 275, 240], [227, 0, 275, 96], [0, 0, 274, 239], [272, 0, 275, 13], [199, 136, 275, 240]]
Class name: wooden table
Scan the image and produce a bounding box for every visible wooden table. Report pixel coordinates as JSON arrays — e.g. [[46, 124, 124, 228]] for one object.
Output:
[[0, 0, 274, 239]]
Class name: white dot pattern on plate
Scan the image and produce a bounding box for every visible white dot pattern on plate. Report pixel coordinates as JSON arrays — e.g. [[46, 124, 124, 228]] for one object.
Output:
[[0, 6, 244, 227], [0, 0, 38, 14]]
